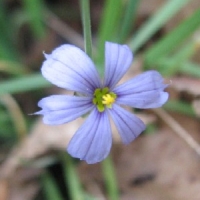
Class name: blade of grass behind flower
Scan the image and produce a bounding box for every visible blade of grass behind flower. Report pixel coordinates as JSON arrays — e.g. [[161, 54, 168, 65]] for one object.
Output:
[[102, 156, 119, 200], [164, 100, 195, 117], [0, 73, 50, 95], [129, 0, 192, 52], [156, 41, 197, 76], [118, 0, 140, 43], [0, 2, 19, 61], [62, 154, 84, 200], [96, 0, 123, 62], [0, 39, 18, 61], [79, 0, 93, 58], [42, 172, 64, 200], [180, 62, 200, 78], [0, 61, 27, 76], [144, 8, 200, 68], [22, 0, 46, 38]]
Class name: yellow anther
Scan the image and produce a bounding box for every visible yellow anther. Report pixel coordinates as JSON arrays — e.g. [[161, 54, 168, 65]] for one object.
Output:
[[102, 94, 115, 105], [93, 88, 117, 112]]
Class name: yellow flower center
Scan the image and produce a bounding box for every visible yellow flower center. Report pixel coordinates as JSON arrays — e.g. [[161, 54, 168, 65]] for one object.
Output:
[[102, 94, 115, 105], [93, 87, 117, 112]]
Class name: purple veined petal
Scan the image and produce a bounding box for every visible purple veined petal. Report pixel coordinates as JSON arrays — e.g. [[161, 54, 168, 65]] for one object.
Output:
[[116, 91, 169, 109], [67, 108, 112, 164], [108, 104, 145, 145], [103, 42, 133, 90], [42, 45, 101, 95], [113, 70, 167, 95], [113, 70, 169, 109], [35, 95, 94, 125]]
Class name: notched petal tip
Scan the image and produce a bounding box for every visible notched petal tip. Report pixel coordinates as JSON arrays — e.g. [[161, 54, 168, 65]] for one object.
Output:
[[114, 70, 169, 109], [41, 44, 101, 94], [43, 52, 51, 59]]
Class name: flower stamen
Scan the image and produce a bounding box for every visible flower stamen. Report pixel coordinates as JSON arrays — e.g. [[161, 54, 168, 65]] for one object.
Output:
[[93, 88, 117, 112]]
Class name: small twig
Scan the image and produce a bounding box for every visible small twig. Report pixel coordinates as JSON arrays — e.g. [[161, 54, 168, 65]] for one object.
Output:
[[153, 108, 200, 155]]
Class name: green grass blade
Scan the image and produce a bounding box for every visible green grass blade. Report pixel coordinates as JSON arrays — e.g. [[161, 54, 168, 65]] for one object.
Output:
[[102, 156, 119, 200], [157, 41, 196, 75], [80, 0, 93, 58], [97, 0, 123, 61], [129, 0, 192, 52], [22, 0, 46, 38], [180, 62, 200, 78], [0, 39, 19, 61], [145, 8, 200, 67], [42, 172, 64, 200], [119, 0, 140, 43], [0, 73, 49, 95], [62, 154, 84, 200], [0, 61, 27, 76], [164, 100, 195, 117], [0, 1, 19, 61]]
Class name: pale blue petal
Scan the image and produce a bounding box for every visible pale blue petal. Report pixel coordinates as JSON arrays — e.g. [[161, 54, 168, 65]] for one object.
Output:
[[108, 104, 145, 144], [42, 45, 101, 95], [67, 108, 112, 164], [36, 95, 94, 125], [113, 70, 169, 108], [116, 91, 168, 108], [103, 42, 133, 89]]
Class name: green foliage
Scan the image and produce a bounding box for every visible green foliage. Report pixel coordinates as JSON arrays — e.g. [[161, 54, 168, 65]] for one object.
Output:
[[42, 172, 64, 200], [96, 0, 123, 62], [0, 73, 49, 95], [62, 154, 84, 200], [22, 0, 46, 38], [144, 8, 200, 70], [129, 0, 192, 52], [118, 0, 140, 43]]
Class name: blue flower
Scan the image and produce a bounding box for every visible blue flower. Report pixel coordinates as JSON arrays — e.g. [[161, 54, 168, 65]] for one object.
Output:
[[36, 42, 168, 164]]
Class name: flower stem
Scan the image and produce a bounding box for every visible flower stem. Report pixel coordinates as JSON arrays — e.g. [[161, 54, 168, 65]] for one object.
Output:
[[102, 155, 119, 200], [62, 154, 84, 200], [80, 0, 93, 58]]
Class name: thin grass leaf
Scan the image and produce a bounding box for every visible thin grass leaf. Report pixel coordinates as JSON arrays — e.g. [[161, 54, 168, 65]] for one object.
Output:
[[62, 154, 84, 200], [180, 62, 200, 78], [164, 100, 195, 117], [119, 0, 140, 43], [0, 61, 27, 76], [0, 94, 27, 141], [144, 8, 200, 67], [22, 0, 46, 38], [0, 1, 19, 61], [0, 40, 19, 61], [79, 0, 93, 58], [102, 156, 119, 200], [0, 73, 49, 95], [129, 0, 192, 52], [97, 0, 123, 61], [157, 41, 196, 75], [42, 172, 64, 200]]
